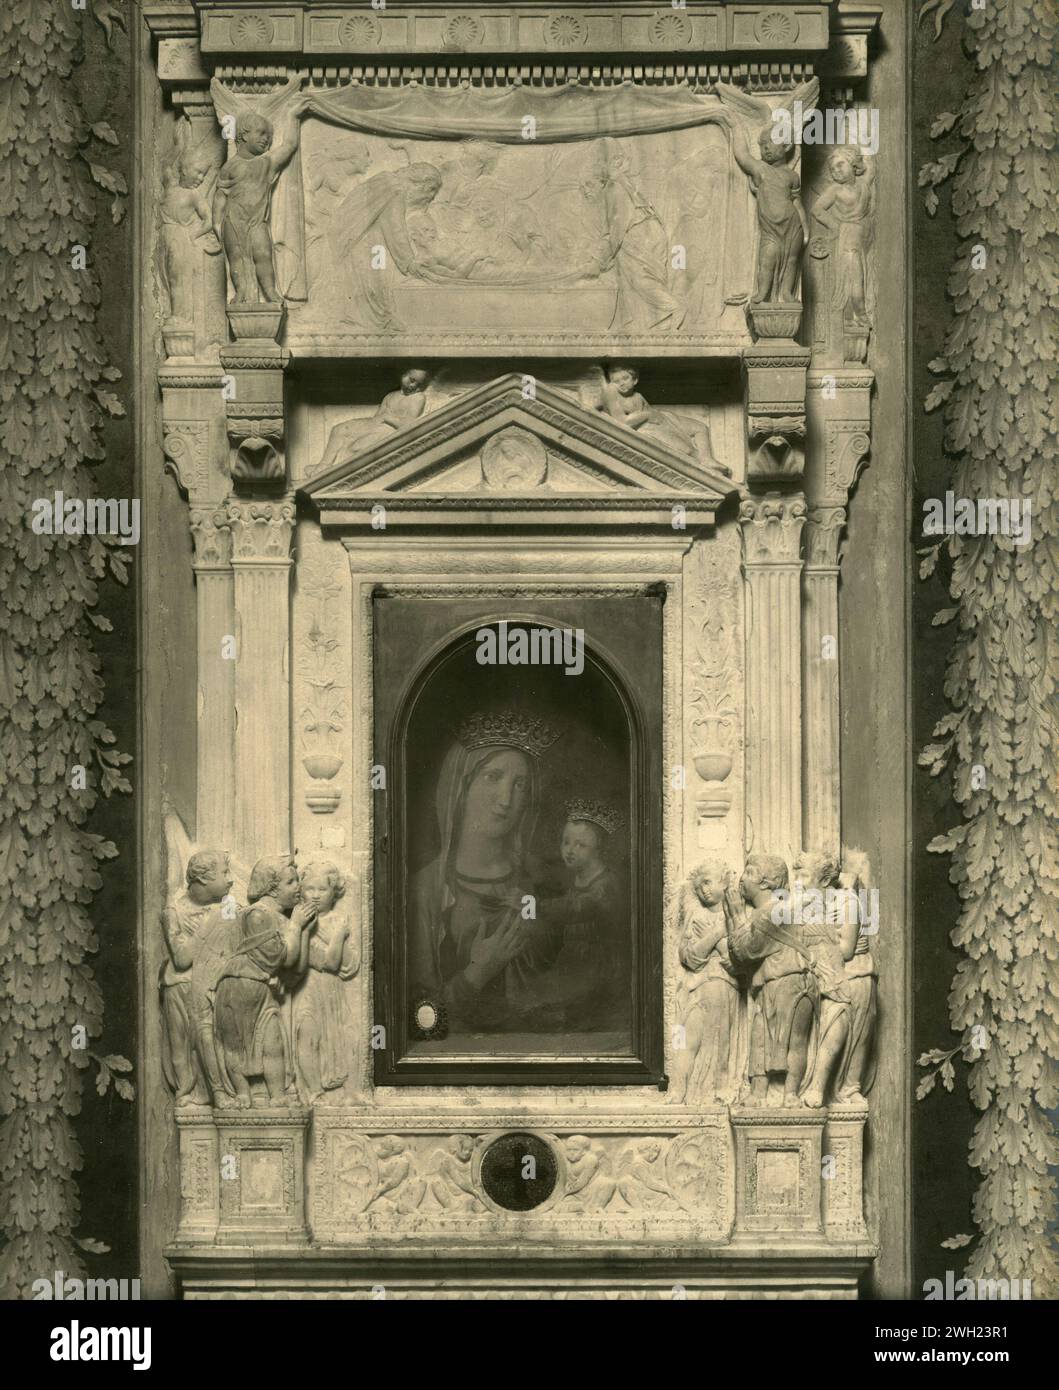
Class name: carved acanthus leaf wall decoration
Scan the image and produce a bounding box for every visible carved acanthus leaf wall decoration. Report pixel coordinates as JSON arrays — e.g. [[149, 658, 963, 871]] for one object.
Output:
[[915, 0, 1058, 1298]]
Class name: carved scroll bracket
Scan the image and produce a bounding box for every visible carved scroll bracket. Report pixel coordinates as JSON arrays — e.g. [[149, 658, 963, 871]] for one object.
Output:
[[806, 368, 873, 512], [743, 345, 811, 486], [160, 364, 229, 509]]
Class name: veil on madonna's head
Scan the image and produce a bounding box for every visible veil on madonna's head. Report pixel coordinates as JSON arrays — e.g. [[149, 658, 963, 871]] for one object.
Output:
[[407, 715, 552, 990], [432, 741, 540, 902]]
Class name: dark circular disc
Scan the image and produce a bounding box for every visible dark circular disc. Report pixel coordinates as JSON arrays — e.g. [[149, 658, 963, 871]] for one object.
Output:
[[479, 1132, 558, 1212]]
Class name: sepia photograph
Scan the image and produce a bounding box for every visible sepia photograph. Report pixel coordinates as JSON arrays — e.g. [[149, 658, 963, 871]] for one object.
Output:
[[0, 0, 1053, 1366]]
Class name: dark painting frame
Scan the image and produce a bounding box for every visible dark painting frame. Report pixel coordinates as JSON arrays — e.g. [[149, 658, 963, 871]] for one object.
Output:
[[372, 589, 665, 1087]]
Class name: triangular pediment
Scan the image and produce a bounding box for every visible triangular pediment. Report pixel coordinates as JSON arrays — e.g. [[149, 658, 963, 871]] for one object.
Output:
[[300, 374, 735, 529]]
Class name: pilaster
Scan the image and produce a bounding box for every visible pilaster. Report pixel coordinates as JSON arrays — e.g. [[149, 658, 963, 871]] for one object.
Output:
[[740, 494, 806, 863], [189, 506, 236, 849], [228, 498, 296, 862]]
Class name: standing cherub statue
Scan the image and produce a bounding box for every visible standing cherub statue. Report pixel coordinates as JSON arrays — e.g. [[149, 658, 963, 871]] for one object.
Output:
[[210, 76, 311, 304], [715, 79, 819, 306]]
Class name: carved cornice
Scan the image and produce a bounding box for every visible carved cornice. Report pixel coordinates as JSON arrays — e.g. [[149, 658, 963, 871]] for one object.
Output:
[[807, 370, 875, 391], [343, 543, 687, 577], [739, 495, 807, 566], [729, 1107, 828, 1128], [189, 3, 832, 62], [227, 497, 295, 561], [214, 1106, 310, 1128]]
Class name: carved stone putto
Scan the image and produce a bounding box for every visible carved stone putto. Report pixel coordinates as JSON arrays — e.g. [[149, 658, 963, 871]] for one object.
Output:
[[210, 78, 310, 306], [716, 79, 819, 336], [315, 367, 433, 477], [809, 146, 876, 364]]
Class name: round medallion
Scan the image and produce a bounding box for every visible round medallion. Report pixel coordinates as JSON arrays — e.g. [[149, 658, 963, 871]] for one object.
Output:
[[755, 10, 799, 45], [341, 15, 380, 48], [479, 1132, 558, 1212], [649, 12, 693, 47], [411, 995, 448, 1040], [444, 13, 485, 48], [481, 427, 548, 490], [546, 12, 588, 48], [233, 13, 274, 46]]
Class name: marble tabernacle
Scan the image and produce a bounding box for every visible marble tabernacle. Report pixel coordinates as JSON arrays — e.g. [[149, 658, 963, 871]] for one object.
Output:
[[141, 0, 909, 1300]]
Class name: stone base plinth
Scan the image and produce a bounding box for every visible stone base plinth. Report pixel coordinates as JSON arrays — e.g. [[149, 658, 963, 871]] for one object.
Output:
[[214, 1106, 311, 1245], [168, 1245, 876, 1300], [730, 1107, 828, 1242], [174, 1107, 220, 1244]]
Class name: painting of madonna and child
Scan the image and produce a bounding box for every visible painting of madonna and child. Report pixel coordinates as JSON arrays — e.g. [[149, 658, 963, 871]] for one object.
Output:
[[373, 598, 663, 1079]]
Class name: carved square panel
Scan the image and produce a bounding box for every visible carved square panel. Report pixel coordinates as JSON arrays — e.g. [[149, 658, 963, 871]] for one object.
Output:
[[754, 1148, 801, 1211], [727, 6, 829, 51], [201, 9, 303, 53]]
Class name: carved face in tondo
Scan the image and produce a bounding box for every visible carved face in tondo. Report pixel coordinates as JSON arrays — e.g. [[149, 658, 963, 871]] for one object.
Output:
[[460, 748, 531, 846]]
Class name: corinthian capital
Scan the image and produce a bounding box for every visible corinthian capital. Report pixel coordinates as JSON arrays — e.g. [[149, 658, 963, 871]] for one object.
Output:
[[189, 507, 232, 570], [739, 495, 807, 566], [803, 505, 847, 570], [227, 498, 296, 562]]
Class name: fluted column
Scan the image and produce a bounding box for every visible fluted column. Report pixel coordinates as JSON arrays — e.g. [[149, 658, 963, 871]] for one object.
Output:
[[740, 495, 806, 864], [228, 499, 295, 864], [190, 507, 235, 850], [802, 506, 846, 856]]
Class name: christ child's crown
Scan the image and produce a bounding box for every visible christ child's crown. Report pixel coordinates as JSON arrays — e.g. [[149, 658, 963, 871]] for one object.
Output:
[[458, 710, 561, 759], [565, 798, 623, 837]]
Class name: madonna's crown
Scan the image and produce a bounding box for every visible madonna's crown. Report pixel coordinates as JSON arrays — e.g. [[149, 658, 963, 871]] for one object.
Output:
[[458, 709, 561, 759], [565, 798, 623, 836]]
